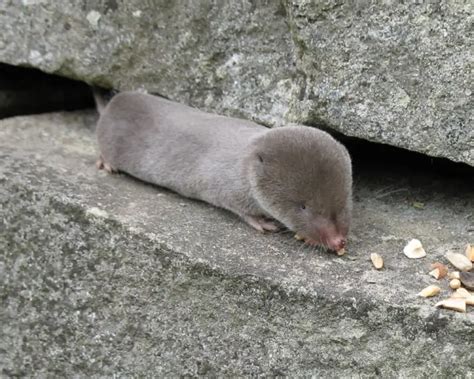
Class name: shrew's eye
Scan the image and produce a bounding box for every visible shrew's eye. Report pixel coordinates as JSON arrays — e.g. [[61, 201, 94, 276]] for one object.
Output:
[[300, 203, 306, 210]]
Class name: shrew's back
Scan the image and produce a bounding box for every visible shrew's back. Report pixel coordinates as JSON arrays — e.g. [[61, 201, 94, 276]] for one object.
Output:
[[97, 92, 267, 202]]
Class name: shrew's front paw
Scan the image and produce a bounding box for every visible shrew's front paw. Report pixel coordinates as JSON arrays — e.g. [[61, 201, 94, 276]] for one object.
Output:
[[243, 215, 281, 233]]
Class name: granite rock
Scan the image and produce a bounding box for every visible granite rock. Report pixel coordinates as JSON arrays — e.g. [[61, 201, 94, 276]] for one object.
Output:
[[0, 1, 472, 165]]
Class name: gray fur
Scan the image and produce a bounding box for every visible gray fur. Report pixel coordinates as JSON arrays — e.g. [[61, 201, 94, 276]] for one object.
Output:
[[96, 91, 352, 251]]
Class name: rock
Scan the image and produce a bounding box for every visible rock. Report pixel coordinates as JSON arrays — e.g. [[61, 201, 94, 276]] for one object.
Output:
[[0, 2, 472, 165]]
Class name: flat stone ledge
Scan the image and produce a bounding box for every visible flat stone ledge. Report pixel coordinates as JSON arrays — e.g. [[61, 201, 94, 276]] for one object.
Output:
[[0, 111, 473, 376]]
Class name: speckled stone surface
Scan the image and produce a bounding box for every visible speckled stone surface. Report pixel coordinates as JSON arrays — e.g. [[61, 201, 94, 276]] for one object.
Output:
[[0, 1, 472, 165], [0, 111, 473, 376]]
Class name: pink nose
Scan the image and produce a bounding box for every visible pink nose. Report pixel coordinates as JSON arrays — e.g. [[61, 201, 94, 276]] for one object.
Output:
[[328, 236, 346, 251]]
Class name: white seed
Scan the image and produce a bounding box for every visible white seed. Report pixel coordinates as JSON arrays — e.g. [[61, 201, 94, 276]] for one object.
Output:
[[435, 298, 466, 313], [448, 271, 460, 280], [465, 243, 474, 262], [445, 251, 473, 272], [449, 279, 461, 289], [403, 239, 426, 259], [429, 268, 441, 279], [418, 285, 441, 298], [370, 253, 384, 269]]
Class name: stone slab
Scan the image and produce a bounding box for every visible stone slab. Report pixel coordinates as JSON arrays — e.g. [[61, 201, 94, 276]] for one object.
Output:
[[0, 111, 473, 376], [0, 1, 472, 165]]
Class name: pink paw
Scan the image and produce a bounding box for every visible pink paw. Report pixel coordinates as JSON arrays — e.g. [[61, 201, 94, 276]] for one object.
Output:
[[96, 156, 117, 174], [244, 215, 280, 233]]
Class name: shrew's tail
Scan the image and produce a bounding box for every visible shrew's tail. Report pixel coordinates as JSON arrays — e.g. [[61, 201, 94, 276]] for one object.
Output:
[[92, 87, 118, 115]]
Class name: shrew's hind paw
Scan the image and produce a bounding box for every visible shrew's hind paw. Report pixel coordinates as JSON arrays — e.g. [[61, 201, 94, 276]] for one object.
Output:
[[96, 156, 117, 174]]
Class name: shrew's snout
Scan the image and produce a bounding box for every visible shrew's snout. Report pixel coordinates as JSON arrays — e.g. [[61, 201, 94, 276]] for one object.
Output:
[[326, 235, 346, 252]]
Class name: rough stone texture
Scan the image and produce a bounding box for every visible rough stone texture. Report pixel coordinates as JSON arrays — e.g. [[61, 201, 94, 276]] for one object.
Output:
[[0, 63, 93, 119], [0, 1, 472, 165], [1, 111, 473, 376]]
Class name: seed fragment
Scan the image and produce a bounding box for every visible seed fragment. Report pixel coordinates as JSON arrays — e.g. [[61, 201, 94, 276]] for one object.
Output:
[[86, 207, 108, 218], [412, 201, 425, 209], [435, 298, 466, 313], [294, 234, 304, 241], [451, 288, 472, 299], [449, 279, 461, 289], [448, 271, 461, 280], [452, 288, 474, 305], [430, 262, 448, 279], [445, 251, 473, 272], [370, 253, 384, 269], [403, 239, 426, 259], [336, 248, 346, 256], [465, 243, 474, 262], [429, 268, 440, 279], [459, 272, 474, 290], [418, 285, 441, 298]]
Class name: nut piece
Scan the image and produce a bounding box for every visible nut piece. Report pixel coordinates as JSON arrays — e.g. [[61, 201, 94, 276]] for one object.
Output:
[[435, 298, 466, 313], [403, 239, 427, 259], [429, 262, 448, 279], [336, 248, 346, 256], [370, 253, 384, 269], [448, 271, 461, 280], [466, 243, 474, 262], [445, 251, 473, 272], [452, 288, 474, 306], [294, 234, 304, 241], [429, 268, 441, 279], [429, 268, 440, 279], [451, 288, 472, 299], [418, 285, 441, 298], [449, 279, 461, 289], [459, 272, 474, 290]]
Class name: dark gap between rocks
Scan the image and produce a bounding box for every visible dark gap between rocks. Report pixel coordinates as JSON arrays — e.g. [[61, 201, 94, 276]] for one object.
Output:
[[0, 63, 94, 119], [316, 127, 472, 189], [338, 133, 473, 236], [343, 134, 473, 197], [302, 127, 473, 234], [342, 134, 473, 178]]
